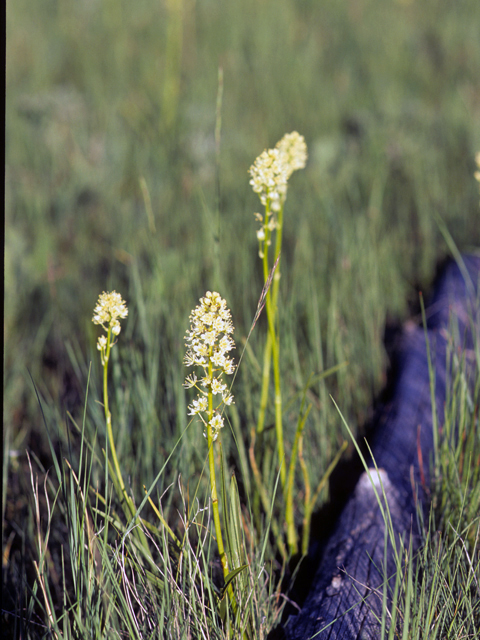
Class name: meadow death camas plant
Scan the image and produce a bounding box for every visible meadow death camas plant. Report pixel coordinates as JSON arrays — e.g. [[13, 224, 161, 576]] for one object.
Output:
[[91, 289, 152, 551], [248, 131, 308, 557], [183, 291, 244, 626]]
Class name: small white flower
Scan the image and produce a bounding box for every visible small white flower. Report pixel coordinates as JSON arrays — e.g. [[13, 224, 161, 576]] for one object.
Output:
[[210, 414, 224, 432], [211, 378, 226, 395], [218, 335, 234, 353], [211, 351, 227, 368], [188, 396, 208, 415], [201, 375, 212, 388], [202, 312, 215, 326], [111, 321, 121, 336], [202, 330, 217, 346], [212, 317, 226, 333], [184, 352, 197, 367], [223, 359, 235, 375], [222, 391, 234, 406], [183, 373, 198, 389], [193, 342, 209, 358]]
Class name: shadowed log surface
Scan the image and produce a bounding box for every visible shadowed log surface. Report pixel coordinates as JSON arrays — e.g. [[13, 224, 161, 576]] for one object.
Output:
[[281, 255, 480, 640]]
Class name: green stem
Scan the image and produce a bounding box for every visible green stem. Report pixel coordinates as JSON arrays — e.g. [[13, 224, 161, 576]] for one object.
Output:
[[207, 425, 230, 578], [256, 204, 274, 436], [271, 203, 284, 310], [256, 332, 273, 435], [103, 328, 131, 515], [205, 356, 240, 622], [270, 315, 285, 489], [206, 357, 229, 578], [270, 203, 286, 489], [256, 201, 286, 490], [102, 327, 150, 553]]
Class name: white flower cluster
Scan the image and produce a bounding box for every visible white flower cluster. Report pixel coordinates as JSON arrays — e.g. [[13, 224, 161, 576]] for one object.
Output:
[[249, 147, 289, 213], [93, 291, 128, 335], [276, 131, 308, 178], [184, 291, 236, 440], [249, 132, 307, 252], [249, 131, 307, 212], [92, 291, 128, 362]]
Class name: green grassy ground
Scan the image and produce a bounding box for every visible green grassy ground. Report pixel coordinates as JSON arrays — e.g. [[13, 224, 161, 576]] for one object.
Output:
[[4, 0, 480, 637]]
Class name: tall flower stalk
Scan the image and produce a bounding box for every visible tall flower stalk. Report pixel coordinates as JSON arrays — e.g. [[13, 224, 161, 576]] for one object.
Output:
[[93, 292, 130, 505], [249, 133, 307, 493], [183, 291, 236, 586], [92, 291, 150, 552]]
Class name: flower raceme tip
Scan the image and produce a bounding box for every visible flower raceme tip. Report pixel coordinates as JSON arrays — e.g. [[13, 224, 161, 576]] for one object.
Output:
[[276, 131, 308, 178], [249, 132, 307, 251], [249, 148, 289, 212], [92, 291, 128, 335], [248, 131, 307, 212], [92, 291, 128, 360]]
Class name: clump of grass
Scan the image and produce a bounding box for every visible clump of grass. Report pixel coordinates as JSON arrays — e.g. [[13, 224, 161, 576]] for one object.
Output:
[[393, 312, 480, 639], [332, 285, 480, 639], [392, 173, 480, 640], [357, 247, 480, 638]]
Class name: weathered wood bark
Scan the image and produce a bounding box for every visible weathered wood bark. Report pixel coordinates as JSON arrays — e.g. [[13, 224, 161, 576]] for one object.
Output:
[[282, 255, 480, 640]]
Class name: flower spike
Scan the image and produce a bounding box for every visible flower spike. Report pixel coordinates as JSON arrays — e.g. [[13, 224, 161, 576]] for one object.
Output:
[[184, 291, 236, 440]]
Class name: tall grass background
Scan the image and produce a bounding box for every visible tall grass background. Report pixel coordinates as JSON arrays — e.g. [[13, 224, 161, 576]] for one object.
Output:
[[4, 0, 480, 637]]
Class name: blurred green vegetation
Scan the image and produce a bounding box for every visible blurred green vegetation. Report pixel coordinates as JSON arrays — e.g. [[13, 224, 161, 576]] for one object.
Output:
[[4, 0, 480, 633]]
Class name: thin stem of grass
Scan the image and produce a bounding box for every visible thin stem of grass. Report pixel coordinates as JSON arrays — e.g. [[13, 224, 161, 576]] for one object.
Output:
[[419, 292, 439, 473], [301, 439, 348, 556]]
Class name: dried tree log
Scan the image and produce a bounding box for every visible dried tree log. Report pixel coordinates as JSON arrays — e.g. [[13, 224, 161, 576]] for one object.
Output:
[[282, 255, 480, 640]]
